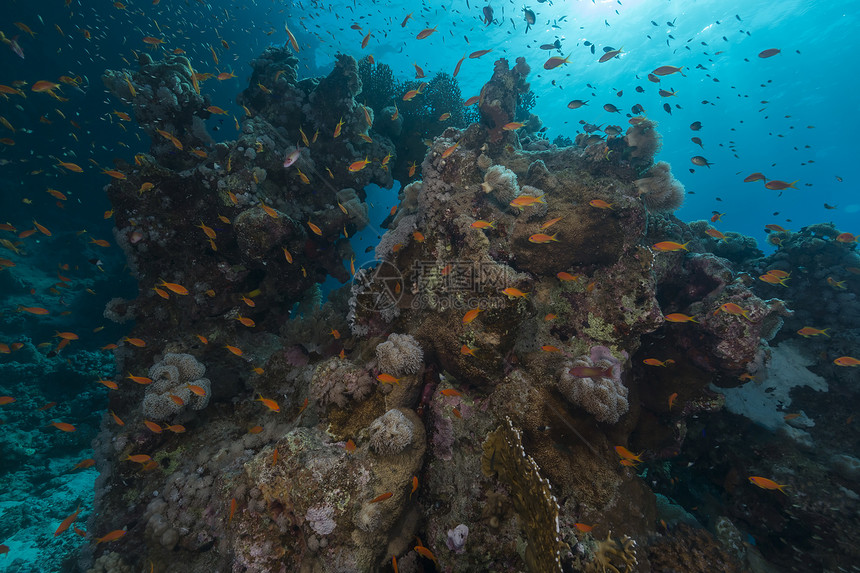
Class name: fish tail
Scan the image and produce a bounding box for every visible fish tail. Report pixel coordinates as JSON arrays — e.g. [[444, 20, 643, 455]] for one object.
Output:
[[822, 329, 830, 337]]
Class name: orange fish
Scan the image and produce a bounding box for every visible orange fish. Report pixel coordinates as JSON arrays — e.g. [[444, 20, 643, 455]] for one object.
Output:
[[574, 523, 594, 533], [664, 313, 697, 323], [510, 195, 545, 209], [164, 424, 186, 433], [668, 392, 678, 410], [17, 306, 49, 315], [124, 337, 146, 347], [95, 529, 126, 544], [460, 344, 477, 357], [377, 373, 401, 385], [127, 373, 153, 385], [54, 506, 82, 537], [643, 358, 674, 367], [463, 95, 480, 106], [748, 476, 788, 494], [414, 546, 438, 563], [126, 454, 151, 464], [501, 287, 528, 298], [307, 221, 323, 236], [225, 344, 243, 356], [440, 389, 461, 397], [653, 241, 688, 252], [528, 233, 559, 244], [796, 326, 828, 338], [0, 396, 13, 406], [834, 356, 860, 367], [743, 172, 767, 183], [588, 199, 613, 209], [229, 498, 237, 524], [256, 394, 280, 412], [556, 272, 579, 282], [370, 492, 393, 503], [759, 273, 788, 287], [349, 157, 371, 172], [462, 308, 482, 323], [542, 345, 561, 352], [248, 425, 263, 434], [716, 302, 751, 320], [614, 446, 642, 462], [441, 142, 459, 158], [470, 220, 495, 230], [33, 219, 52, 236], [73, 458, 96, 470], [540, 217, 563, 230], [143, 420, 163, 433], [111, 411, 125, 426], [159, 280, 188, 295], [51, 421, 76, 432], [97, 379, 118, 390]]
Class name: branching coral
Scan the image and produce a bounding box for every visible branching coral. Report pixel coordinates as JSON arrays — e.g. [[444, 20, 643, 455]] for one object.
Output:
[[558, 347, 628, 424], [375, 333, 423, 376], [142, 353, 210, 421], [481, 417, 563, 573], [635, 161, 685, 213]]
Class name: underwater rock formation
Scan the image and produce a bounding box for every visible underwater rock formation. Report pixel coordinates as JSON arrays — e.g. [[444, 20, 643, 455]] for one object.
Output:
[[83, 52, 811, 573]]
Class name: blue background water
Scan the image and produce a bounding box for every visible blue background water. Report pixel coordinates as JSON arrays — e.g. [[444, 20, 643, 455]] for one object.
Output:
[[0, 0, 857, 569]]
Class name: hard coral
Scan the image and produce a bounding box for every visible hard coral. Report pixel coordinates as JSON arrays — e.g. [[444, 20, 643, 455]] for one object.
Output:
[[142, 353, 210, 421], [375, 333, 424, 376], [558, 347, 628, 424]]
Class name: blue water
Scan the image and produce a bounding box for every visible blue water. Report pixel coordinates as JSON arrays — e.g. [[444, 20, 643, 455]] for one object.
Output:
[[0, 0, 857, 570]]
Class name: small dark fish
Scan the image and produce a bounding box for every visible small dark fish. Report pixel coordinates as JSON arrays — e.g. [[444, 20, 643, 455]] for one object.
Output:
[[523, 8, 536, 32], [690, 121, 702, 131], [667, 19, 676, 27], [584, 40, 592, 46], [635, 85, 644, 93], [691, 156, 713, 167], [631, 104, 645, 115], [483, 5, 494, 26], [663, 103, 672, 114], [590, 44, 596, 54], [603, 103, 620, 113], [651, 20, 658, 26], [758, 48, 781, 58], [691, 137, 703, 148], [824, 203, 837, 210]]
